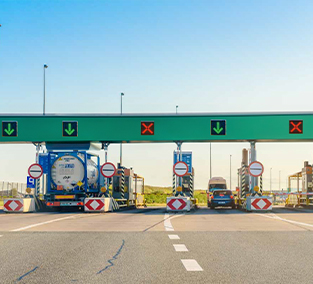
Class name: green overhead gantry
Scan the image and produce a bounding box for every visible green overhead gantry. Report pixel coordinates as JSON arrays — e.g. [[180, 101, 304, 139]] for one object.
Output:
[[0, 112, 309, 143]]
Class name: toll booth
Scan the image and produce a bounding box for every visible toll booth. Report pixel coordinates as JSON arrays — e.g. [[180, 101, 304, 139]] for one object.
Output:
[[301, 161, 313, 193], [286, 161, 313, 207], [181, 168, 195, 198], [237, 147, 272, 211], [112, 166, 145, 207]]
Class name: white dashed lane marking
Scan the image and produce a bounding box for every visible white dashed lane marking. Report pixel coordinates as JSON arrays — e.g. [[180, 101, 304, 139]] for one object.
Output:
[[168, 234, 180, 240], [165, 213, 203, 271], [11, 216, 75, 232], [174, 244, 188, 252], [181, 259, 203, 271]]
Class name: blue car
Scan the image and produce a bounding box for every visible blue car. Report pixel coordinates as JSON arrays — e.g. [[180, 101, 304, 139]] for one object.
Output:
[[209, 190, 235, 209]]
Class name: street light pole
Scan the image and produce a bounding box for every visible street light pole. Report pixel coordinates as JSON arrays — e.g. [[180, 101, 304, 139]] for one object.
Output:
[[176, 105, 178, 114], [43, 64, 48, 115], [279, 170, 281, 191], [120, 93, 124, 166]]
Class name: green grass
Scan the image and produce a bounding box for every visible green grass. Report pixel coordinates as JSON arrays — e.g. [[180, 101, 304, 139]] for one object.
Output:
[[144, 185, 207, 205], [0, 187, 208, 207]]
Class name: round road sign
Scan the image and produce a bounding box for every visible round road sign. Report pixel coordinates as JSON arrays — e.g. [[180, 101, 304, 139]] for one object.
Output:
[[101, 162, 116, 178], [248, 161, 264, 177], [173, 161, 188, 177], [28, 163, 43, 179]]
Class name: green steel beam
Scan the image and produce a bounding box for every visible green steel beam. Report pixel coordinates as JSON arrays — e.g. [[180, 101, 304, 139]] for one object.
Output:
[[0, 112, 311, 143]]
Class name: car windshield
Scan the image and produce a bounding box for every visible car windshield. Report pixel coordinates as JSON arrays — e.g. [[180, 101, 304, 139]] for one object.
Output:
[[213, 190, 232, 196], [209, 184, 227, 190]]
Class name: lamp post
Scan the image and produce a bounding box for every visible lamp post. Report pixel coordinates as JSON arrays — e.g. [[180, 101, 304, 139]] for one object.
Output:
[[120, 93, 124, 166], [176, 105, 178, 114], [43, 64, 48, 115], [279, 170, 281, 191]]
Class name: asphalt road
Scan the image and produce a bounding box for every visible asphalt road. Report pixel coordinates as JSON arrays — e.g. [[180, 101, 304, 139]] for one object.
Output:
[[1, 206, 313, 283]]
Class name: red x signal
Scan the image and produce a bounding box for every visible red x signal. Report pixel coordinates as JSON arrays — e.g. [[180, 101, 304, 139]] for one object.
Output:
[[289, 120, 303, 134], [141, 122, 154, 135]]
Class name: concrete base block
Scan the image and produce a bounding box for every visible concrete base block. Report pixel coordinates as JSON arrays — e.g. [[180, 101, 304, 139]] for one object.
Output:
[[84, 197, 113, 212], [167, 196, 191, 212], [246, 196, 273, 211], [4, 198, 35, 213]]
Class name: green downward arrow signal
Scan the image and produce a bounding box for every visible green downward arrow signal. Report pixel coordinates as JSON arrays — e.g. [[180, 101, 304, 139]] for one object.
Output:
[[213, 122, 223, 134], [65, 124, 75, 135], [4, 123, 15, 136]]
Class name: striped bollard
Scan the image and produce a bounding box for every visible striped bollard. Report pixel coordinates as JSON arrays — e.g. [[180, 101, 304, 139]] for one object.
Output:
[[36, 178, 41, 196], [189, 174, 194, 198], [172, 172, 176, 196], [241, 166, 246, 198], [121, 168, 125, 199]]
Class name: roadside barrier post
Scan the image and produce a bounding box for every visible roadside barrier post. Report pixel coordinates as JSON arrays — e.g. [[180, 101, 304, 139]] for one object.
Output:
[[172, 171, 176, 196], [189, 174, 194, 198], [121, 168, 125, 199], [241, 166, 246, 198]]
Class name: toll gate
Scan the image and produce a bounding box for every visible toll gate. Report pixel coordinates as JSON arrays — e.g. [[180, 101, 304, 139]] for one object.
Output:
[[1, 112, 313, 213]]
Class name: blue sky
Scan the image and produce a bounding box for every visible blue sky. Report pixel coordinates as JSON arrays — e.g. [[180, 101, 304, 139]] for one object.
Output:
[[1, 0, 313, 189]]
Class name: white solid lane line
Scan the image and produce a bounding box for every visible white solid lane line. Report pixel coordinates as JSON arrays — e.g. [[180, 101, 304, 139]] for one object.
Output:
[[164, 213, 174, 231], [0, 235, 3, 237], [257, 213, 313, 228], [181, 259, 203, 271], [168, 234, 180, 240], [164, 213, 184, 231], [11, 216, 75, 232], [174, 244, 188, 252]]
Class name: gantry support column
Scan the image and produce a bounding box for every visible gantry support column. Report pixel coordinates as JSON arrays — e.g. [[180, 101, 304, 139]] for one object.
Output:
[[249, 141, 258, 193], [102, 142, 110, 197]]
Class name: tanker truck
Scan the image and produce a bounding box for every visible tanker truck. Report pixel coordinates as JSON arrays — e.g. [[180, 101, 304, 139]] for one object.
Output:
[[42, 150, 102, 209]]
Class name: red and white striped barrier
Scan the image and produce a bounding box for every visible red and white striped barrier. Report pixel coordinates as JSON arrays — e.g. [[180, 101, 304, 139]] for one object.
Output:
[[3, 198, 35, 213], [167, 197, 190, 212], [246, 196, 272, 211], [84, 198, 113, 212]]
